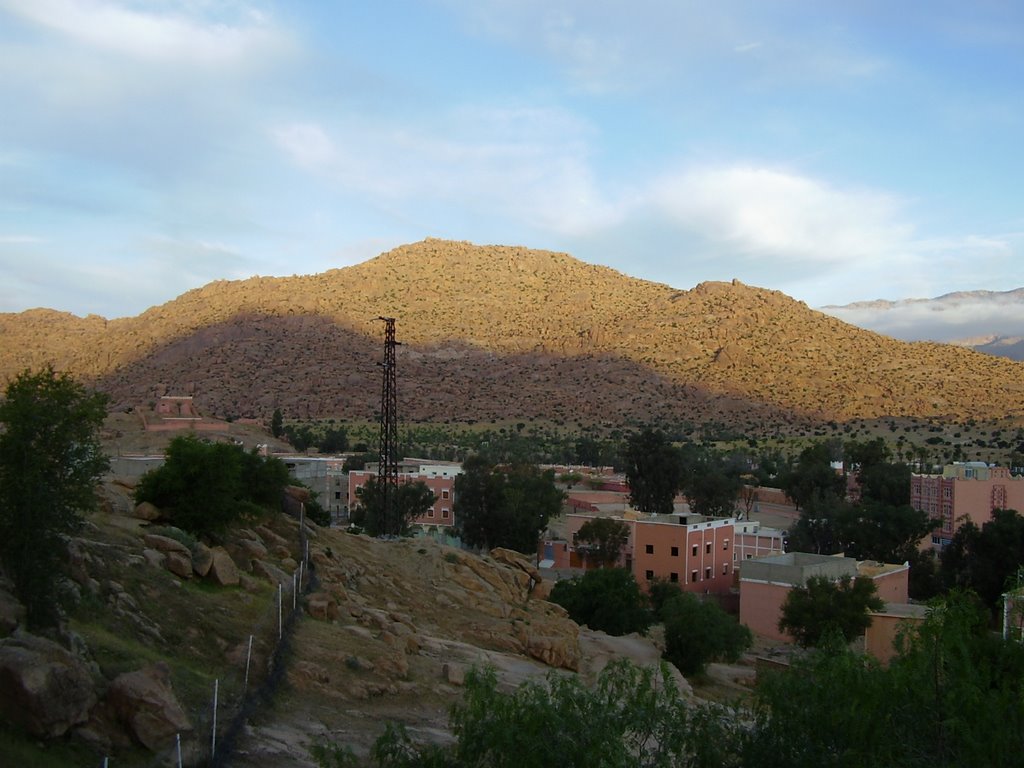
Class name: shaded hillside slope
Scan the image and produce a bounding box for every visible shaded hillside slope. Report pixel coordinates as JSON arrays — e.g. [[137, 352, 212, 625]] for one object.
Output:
[[3, 239, 1024, 425]]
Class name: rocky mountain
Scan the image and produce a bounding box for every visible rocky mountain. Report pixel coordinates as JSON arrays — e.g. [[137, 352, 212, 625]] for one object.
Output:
[[3, 239, 1024, 427], [821, 288, 1024, 359]]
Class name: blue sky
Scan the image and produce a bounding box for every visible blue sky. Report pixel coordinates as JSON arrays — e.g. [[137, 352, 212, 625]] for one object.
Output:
[[1, 0, 1023, 321]]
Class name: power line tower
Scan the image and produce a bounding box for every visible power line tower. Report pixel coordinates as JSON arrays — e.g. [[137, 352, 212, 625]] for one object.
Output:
[[376, 316, 399, 535]]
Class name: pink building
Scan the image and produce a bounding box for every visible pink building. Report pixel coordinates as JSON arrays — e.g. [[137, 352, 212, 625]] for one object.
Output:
[[738, 552, 910, 644], [911, 462, 1024, 548], [348, 460, 460, 529], [542, 512, 785, 595]]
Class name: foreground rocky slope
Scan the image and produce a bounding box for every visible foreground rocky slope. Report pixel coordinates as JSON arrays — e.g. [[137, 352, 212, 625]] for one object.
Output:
[[3, 239, 1024, 427], [0, 470, 684, 766]]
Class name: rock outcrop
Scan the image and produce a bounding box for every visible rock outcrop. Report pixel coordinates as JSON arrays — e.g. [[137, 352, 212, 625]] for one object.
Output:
[[0, 631, 98, 737]]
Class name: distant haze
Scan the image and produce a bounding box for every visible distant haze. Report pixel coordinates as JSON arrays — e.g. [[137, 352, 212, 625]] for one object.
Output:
[[820, 289, 1024, 347]]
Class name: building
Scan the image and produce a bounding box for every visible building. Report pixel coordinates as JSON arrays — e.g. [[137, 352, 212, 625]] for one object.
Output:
[[911, 462, 1024, 548], [283, 456, 349, 525], [541, 511, 786, 596], [347, 459, 461, 530], [738, 552, 910, 644]]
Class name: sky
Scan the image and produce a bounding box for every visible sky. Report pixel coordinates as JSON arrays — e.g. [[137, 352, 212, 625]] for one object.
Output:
[[1, 1, 1023, 330]]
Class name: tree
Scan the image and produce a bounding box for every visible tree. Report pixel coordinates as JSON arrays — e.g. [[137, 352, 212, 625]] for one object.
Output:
[[550, 568, 651, 636], [575, 517, 630, 567], [778, 574, 884, 647], [940, 508, 1024, 613], [624, 429, 680, 516], [362, 660, 742, 768], [0, 367, 108, 627], [683, 461, 741, 517], [136, 435, 290, 538], [750, 592, 1024, 768], [318, 426, 349, 454], [270, 408, 284, 439], [454, 457, 564, 554], [660, 593, 752, 676], [352, 478, 435, 537], [779, 443, 844, 510], [833, 500, 935, 564]]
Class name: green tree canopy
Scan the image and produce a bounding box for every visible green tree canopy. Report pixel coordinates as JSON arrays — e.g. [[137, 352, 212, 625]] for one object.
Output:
[[624, 429, 681, 516], [352, 478, 436, 537], [941, 508, 1024, 613], [575, 517, 630, 567], [778, 574, 884, 647], [135, 435, 290, 538], [0, 367, 109, 627], [454, 457, 564, 553], [549, 567, 651, 636], [780, 443, 844, 510], [660, 592, 752, 676]]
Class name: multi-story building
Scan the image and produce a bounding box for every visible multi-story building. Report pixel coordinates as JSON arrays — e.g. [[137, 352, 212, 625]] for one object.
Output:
[[911, 462, 1024, 548], [541, 512, 785, 595], [347, 459, 461, 530]]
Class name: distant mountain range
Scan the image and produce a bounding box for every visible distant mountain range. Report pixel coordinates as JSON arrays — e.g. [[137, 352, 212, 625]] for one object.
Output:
[[821, 289, 1024, 361], [2, 239, 1024, 429]]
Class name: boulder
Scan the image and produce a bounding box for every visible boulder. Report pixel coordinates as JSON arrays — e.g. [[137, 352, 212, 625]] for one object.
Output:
[[106, 663, 191, 751], [0, 631, 98, 737], [191, 542, 214, 577], [306, 592, 340, 621], [133, 501, 161, 521], [142, 534, 190, 555], [163, 552, 192, 580], [142, 549, 165, 569], [208, 547, 239, 586], [252, 559, 292, 587], [442, 662, 466, 686]]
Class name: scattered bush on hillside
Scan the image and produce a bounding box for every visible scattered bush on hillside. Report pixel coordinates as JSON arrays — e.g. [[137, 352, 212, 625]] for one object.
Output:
[[135, 435, 291, 538]]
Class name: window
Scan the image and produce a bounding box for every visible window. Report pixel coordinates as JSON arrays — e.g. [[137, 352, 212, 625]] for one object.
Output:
[[705, 567, 712, 580], [334, 491, 341, 500], [428, 509, 435, 518], [722, 563, 728, 575], [670, 572, 679, 583], [723, 539, 729, 550], [746, 554, 752, 559], [705, 542, 712, 554], [442, 489, 450, 499], [691, 545, 698, 557], [645, 544, 654, 554], [691, 570, 699, 582], [645, 570, 654, 580], [442, 508, 450, 519], [670, 546, 679, 557]]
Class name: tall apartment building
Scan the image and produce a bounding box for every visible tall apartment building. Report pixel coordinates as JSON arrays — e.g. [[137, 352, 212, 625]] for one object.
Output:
[[911, 462, 1024, 548]]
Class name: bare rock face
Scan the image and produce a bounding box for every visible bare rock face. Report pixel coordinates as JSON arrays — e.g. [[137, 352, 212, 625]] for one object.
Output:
[[209, 546, 240, 586], [0, 631, 98, 737], [106, 662, 192, 751]]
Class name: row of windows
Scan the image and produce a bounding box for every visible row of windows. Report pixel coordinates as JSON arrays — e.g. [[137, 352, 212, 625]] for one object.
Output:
[[644, 540, 730, 556], [644, 563, 730, 582]]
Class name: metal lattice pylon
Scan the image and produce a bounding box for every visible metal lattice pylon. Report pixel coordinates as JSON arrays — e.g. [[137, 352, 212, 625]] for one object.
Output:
[[377, 317, 399, 535]]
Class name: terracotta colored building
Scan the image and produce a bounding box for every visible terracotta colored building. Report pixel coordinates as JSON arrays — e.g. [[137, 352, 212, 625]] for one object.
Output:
[[348, 460, 460, 529], [911, 462, 1024, 548], [542, 512, 785, 595], [738, 552, 910, 644]]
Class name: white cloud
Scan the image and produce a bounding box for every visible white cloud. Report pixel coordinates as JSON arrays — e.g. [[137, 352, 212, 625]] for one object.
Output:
[[0, 0, 289, 66], [648, 165, 912, 265], [271, 107, 624, 237]]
